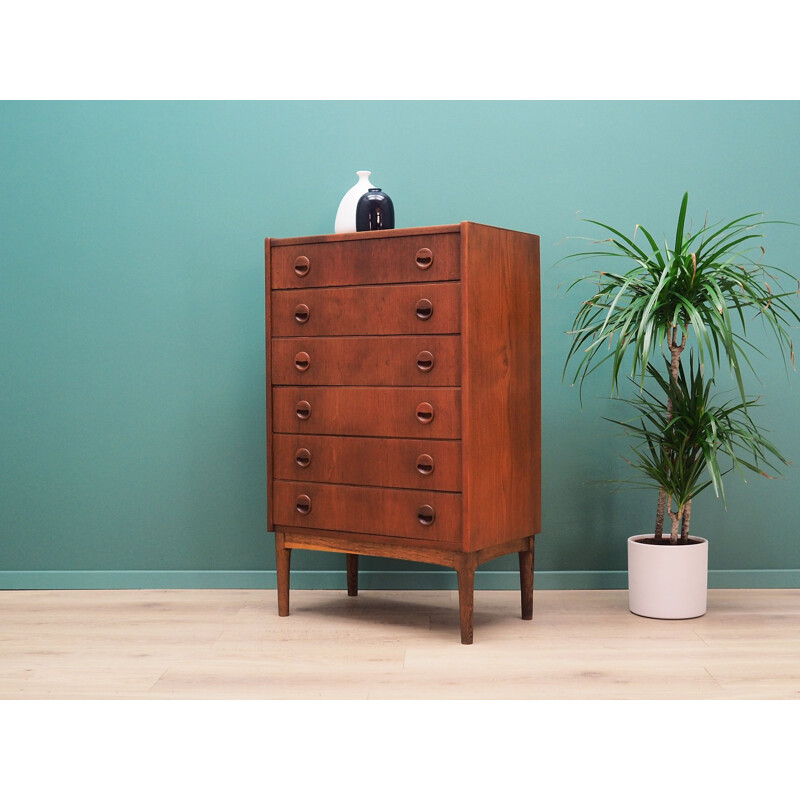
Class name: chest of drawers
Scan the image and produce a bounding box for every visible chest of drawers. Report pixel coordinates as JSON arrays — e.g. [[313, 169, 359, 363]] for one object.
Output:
[[265, 222, 541, 643]]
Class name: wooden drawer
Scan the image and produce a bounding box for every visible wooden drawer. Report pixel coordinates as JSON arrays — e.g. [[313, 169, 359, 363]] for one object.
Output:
[[271, 335, 461, 386], [272, 434, 462, 491], [270, 233, 460, 289], [271, 387, 461, 439], [271, 282, 461, 337], [272, 481, 461, 543]]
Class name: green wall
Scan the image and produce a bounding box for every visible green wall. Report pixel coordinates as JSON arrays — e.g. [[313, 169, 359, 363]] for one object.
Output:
[[2, 100, 798, 589]]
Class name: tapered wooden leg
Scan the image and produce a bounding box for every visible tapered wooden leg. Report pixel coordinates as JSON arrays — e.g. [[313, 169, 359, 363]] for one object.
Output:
[[346, 553, 359, 596], [275, 532, 291, 617], [519, 536, 535, 620], [456, 553, 477, 645]]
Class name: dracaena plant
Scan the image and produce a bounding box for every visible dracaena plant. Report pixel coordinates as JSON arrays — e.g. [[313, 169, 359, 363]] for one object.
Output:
[[610, 359, 789, 544], [563, 192, 799, 541]]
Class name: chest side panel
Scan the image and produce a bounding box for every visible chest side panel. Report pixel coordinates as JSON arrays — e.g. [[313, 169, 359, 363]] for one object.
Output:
[[461, 224, 541, 551]]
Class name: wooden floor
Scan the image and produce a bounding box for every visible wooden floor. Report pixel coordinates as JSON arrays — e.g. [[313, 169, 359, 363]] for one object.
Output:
[[1, 588, 798, 699]]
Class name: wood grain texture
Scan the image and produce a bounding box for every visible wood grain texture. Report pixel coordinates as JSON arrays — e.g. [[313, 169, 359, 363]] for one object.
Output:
[[4, 589, 799, 698], [520, 540, 534, 620], [275, 531, 291, 616], [266, 224, 541, 642], [271, 282, 461, 337], [272, 481, 462, 543], [272, 224, 461, 247], [274, 529, 536, 644], [279, 526, 462, 562], [271, 386, 462, 439], [271, 232, 460, 289], [472, 534, 535, 567], [271, 335, 461, 386], [455, 552, 478, 644], [277, 528, 534, 565], [265, 238, 275, 529], [346, 554, 359, 596], [271, 434, 462, 491], [460, 222, 541, 551]]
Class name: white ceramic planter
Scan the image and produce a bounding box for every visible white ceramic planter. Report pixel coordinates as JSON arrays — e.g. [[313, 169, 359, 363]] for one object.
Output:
[[627, 535, 709, 619]]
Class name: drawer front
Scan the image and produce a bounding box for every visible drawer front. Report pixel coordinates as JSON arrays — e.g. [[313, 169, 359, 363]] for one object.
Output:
[[272, 481, 462, 543], [272, 335, 461, 387], [272, 387, 461, 439], [272, 434, 462, 491], [270, 233, 460, 289], [271, 282, 461, 337]]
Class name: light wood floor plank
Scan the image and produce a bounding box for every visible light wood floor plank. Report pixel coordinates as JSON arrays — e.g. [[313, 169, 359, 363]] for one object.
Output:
[[0, 588, 798, 699]]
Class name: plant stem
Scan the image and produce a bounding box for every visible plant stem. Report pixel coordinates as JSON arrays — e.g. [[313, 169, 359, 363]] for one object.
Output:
[[655, 325, 688, 540], [654, 490, 666, 540], [669, 325, 688, 384], [667, 506, 682, 545], [681, 498, 692, 543]]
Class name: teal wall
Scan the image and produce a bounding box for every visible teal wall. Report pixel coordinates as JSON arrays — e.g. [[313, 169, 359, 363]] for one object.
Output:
[[2, 101, 799, 589]]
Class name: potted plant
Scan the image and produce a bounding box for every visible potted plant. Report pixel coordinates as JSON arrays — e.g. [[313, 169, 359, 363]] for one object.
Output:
[[612, 358, 788, 617], [562, 192, 799, 618]]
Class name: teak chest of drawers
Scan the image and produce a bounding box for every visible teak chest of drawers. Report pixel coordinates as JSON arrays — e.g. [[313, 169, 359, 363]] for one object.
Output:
[[265, 222, 541, 643]]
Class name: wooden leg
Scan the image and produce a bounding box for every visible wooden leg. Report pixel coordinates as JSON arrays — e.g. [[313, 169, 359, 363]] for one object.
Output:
[[346, 553, 359, 596], [519, 536, 535, 620], [275, 532, 291, 617], [456, 553, 477, 645]]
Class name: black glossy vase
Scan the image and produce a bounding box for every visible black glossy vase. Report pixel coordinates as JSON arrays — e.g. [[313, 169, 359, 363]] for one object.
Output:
[[355, 187, 395, 231]]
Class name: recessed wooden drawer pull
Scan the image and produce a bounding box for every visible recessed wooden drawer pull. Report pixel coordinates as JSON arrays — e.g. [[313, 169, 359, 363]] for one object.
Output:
[[294, 351, 311, 371], [416, 350, 435, 372], [415, 401, 434, 424], [416, 454, 435, 475], [294, 303, 310, 324], [295, 448, 312, 468], [295, 494, 312, 515], [417, 504, 436, 526], [415, 248, 433, 269], [415, 298, 433, 320], [294, 256, 310, 277], [295, 400, 311, 420]]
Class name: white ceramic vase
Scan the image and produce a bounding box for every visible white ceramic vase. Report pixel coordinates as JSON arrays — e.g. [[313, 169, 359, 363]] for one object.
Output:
[[334, 170, 375, 234], [627, 535, 709, 619]]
